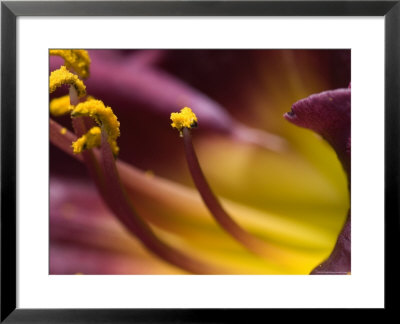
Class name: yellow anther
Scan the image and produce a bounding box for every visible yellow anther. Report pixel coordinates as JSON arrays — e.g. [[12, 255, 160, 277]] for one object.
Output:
[[50, 95, 74, 116], [108, 139, 120, 156], [71, 99, 120, 155], [50, 49, 91, 79], [72, 127, 101, 154], [60, 127, 67, 135], [49, 66, 86, 97], [170, 107, 198, 136], [71, 99, 120, 140]]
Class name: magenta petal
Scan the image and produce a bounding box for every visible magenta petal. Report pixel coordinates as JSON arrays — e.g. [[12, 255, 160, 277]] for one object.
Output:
[[285, 88, 351, 178], [285, 88, 351, 275], [310, 213, 351, 275]]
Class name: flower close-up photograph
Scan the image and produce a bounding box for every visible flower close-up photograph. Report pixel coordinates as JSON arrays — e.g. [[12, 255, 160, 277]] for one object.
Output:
[[49, 49, 351, 276]]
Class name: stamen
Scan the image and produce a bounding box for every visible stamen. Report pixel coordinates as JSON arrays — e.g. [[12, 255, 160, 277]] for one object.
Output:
[[50, 115, 224, 274], [55, 113, 223, 274], [50, 118, 83, 161], [50, 95, 74, 116], [172, 108, 272, 256], [50, 49, 91, 79], [49, 66, 86, 97], [48, 52, 225, 273], [71, 99, 120, 156], [170, 107, 198, 137], [98, 131, 222, 274], [72, 126, 102, 154], [49, 118, 267, 273]]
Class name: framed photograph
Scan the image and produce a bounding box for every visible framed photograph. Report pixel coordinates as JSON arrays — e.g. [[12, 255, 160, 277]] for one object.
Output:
[[1, 0, 398, 321]]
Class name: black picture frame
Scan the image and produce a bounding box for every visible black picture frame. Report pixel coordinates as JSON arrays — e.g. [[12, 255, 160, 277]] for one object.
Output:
[[1, 0, 398, 322]]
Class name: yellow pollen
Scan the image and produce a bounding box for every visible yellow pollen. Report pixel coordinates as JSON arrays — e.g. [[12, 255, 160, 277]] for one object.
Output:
[[60, 127, 67, 135], [72, 126, 102, 154], [49, 66, 86, 97], [71, 99, 120, 156], [50, 49, 91, 79], [170, 107, 198, 136], [108, 139, 120, 156], [50, 95, 74, 116]]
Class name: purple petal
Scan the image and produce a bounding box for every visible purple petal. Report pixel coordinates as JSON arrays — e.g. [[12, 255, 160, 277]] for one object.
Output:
[[285, 88, 351, 275], [284, 88, 351, 178], [310, 212, 351, 275]]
